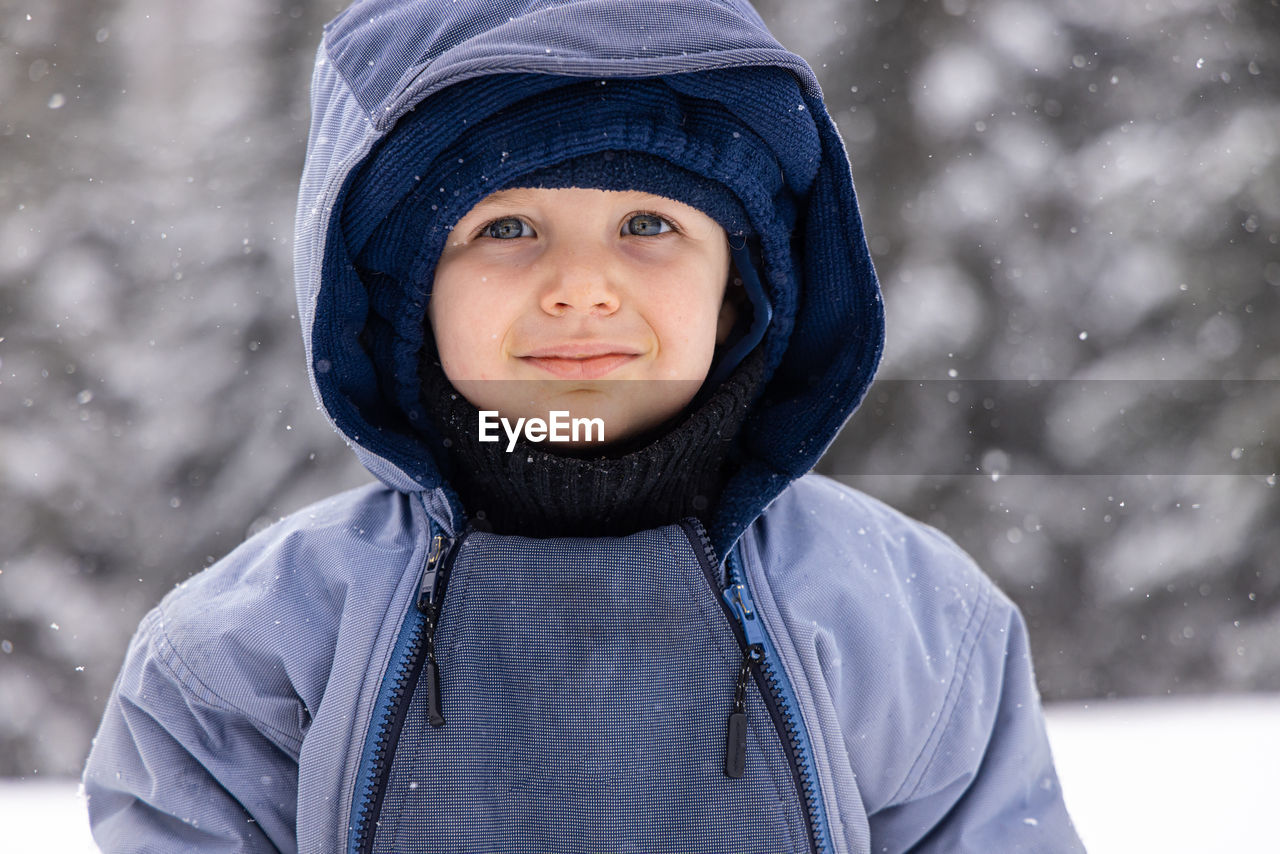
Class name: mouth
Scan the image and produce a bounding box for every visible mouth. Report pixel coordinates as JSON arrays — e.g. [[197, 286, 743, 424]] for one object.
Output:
[[519, 344, 641, 380]]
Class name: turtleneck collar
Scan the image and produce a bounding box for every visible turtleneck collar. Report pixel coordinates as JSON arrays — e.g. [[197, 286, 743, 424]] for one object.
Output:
[[417, 347, 765, 537]]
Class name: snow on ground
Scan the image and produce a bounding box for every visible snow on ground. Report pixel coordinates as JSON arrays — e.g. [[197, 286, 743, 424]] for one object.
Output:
[[1047, 693, 1279, 853], [3, 694, 1276, 853], [1, 778, 98, 854]]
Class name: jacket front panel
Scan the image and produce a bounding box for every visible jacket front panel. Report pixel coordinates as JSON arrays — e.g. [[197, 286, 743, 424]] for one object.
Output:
[[363, 523, 810, 853]]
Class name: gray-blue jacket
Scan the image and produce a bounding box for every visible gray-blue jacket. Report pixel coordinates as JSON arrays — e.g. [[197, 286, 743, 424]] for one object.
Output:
[[83, 2, 1083, 852]]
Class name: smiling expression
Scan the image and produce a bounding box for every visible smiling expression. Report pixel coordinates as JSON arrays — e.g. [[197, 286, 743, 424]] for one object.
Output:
[[427, 186, 735, 446]]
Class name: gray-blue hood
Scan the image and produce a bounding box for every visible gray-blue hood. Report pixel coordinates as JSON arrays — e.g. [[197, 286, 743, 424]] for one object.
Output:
[[293, 0, 884, 550]]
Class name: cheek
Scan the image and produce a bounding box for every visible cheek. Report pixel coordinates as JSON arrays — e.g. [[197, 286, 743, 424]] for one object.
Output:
[[434, 318, 501, 380], [671, 252, 731, 347], [648, 286, 725, 371], [428, 273, 501, 377]]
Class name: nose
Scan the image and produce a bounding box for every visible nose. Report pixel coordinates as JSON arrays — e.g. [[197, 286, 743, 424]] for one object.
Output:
[[537, 243, 621, 317]]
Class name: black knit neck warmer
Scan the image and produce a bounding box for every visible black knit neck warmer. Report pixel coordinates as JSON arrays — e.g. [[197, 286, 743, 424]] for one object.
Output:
[[417, 347, 765, 537]]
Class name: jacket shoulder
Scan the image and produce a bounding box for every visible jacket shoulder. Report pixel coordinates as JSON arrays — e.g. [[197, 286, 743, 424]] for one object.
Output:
[[752, 477, 1078, 851], [159, 482, 421, 627], [148, 483, 426, 742], [756, 473, 999, 604], [747, 474, 1020, 808]]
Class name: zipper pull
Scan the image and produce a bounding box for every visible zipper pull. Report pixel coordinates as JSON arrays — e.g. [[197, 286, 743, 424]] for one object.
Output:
[[416, 531, 461, 728], [725, 643, 764, 779], [424, 650, 445, 728]]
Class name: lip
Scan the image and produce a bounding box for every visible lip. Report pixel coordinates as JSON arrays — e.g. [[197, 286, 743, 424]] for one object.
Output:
[[518, 343, 642, 380], [521, 342, 642, 359], [521, 353, 639, 380]]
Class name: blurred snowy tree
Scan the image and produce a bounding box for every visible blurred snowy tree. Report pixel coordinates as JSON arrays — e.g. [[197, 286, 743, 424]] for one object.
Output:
[[0, 0, 367, 776], [0, 0, 1276, 776], [756, 0, 1280, 700]]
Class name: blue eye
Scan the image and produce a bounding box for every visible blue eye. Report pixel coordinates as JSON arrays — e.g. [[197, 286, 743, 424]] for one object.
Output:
[[485, 217, 531, 239], [624, 213, 674, 236]]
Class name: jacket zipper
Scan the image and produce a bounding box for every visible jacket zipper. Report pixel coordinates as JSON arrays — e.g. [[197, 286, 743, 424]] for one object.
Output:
[[351, 528, 466, 854], [678, 518, 825, 854]]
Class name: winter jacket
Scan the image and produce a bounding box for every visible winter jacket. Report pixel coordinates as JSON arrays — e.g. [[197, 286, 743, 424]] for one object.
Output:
[[82, 2, 1084, 852]]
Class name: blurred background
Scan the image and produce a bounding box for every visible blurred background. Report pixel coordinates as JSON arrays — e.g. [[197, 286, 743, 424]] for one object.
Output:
[[1, 0, 1277, 786]]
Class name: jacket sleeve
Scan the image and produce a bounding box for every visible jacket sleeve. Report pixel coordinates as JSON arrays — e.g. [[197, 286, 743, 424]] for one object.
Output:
[[867, 595, 1085, 853], [82, 607, 300, 854]]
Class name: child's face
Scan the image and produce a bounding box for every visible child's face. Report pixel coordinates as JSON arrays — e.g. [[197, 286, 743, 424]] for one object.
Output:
[[428, 186, 735, 446]]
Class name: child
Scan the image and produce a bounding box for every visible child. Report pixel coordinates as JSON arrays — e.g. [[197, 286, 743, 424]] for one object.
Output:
[[83, 1, 1083, 851]]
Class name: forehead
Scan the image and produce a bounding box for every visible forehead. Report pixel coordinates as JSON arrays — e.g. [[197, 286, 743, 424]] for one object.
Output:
[[469, 187, 545, 208], [464, 186, 689, 213]]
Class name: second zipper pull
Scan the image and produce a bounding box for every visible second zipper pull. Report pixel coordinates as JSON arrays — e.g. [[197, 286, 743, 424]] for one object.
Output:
[[424, 653, 445, 728], [724, 643, 764, 779]]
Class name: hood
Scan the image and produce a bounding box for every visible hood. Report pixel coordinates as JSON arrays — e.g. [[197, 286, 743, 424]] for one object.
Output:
[[293, 0, 884, 553]]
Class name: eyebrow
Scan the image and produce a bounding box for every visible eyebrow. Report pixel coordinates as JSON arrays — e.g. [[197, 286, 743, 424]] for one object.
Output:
[[469, 188, 544, 210]]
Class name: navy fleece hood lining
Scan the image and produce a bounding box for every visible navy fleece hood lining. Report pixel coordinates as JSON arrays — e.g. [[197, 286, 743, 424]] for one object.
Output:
[[345, 75, 791, 439]]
